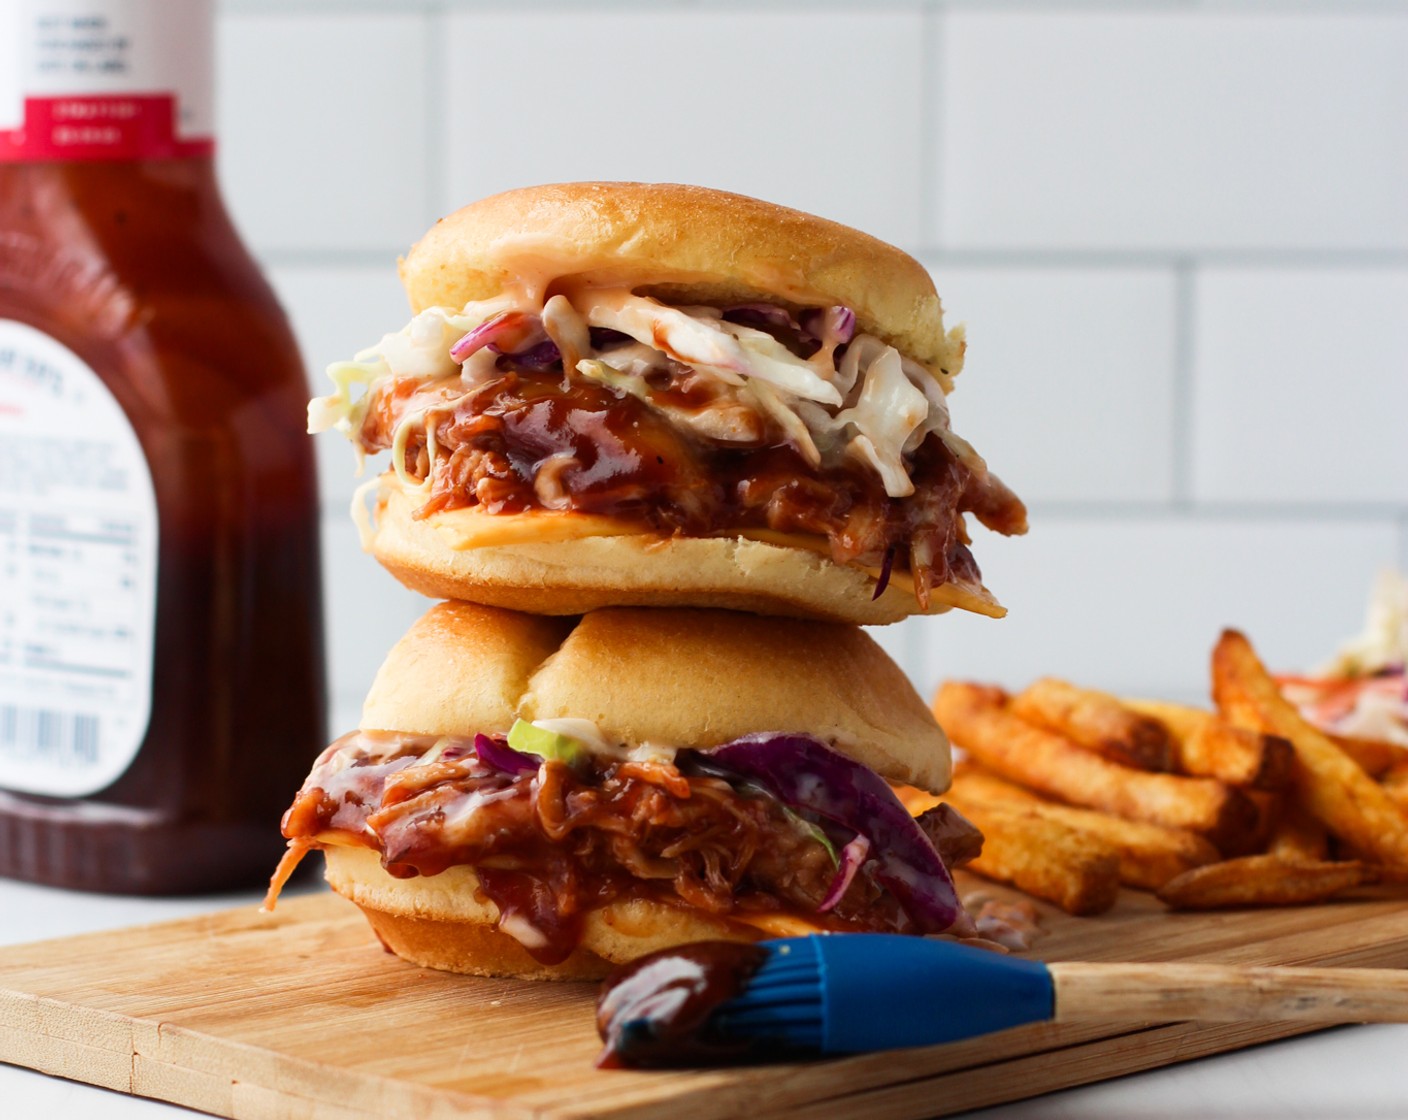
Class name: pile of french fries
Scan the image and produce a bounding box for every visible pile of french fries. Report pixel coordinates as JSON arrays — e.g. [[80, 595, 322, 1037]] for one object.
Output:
[[908, 629, 1408, 916]]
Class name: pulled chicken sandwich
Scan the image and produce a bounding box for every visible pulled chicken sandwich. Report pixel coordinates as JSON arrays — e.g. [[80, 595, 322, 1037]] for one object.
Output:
[[310, 182, 1026, 626], [264, 602, 983, 980]]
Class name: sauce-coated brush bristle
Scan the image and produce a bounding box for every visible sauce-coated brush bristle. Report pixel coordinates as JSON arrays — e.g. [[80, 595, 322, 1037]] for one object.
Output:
[[595, 933, 1059, 1067], [714, 939, 825, 1049]]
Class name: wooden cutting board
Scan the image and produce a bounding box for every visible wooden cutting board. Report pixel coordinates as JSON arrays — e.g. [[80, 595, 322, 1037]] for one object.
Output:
[[3, 878, 1408, 1120]]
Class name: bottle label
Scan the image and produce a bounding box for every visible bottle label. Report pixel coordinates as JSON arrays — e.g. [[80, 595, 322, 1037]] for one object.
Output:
[[0, 0, 214, 162], [0, 319, 158, 797]]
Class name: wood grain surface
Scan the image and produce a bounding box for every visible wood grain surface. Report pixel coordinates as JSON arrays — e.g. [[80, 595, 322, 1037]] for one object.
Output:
[[2, 875, 1407, 1120]]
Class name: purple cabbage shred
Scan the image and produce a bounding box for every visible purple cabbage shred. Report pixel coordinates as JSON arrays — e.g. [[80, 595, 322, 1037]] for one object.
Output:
[[473, 733, 540, 774], [695, 734, 967, 934], [872, 546, 897, 601]]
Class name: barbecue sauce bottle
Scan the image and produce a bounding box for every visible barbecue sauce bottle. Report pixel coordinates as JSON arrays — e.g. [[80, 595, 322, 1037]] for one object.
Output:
[[0, 0, 327, 892]]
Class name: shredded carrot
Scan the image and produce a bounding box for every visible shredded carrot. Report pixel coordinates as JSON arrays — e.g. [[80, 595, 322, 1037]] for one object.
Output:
[[261, 838, 315, 912]]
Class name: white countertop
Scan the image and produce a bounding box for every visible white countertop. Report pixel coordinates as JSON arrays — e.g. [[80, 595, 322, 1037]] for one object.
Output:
[[1, 876, 1404, 1120]]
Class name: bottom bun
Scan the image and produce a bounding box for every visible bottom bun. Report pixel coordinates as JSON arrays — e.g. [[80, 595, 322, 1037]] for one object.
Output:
[[323, 846, 764, 981], [356, 906, 613, 982], [370, 482, 1003, 625]]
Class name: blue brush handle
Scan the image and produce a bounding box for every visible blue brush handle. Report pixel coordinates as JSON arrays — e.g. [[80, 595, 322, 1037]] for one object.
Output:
[[809, 934, 1055, 1054]]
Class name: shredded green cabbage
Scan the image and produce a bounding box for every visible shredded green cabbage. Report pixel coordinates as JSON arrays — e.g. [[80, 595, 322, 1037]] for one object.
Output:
[[723, 321, 843, 406], [784, 806, 840, 867], [307, 359, 382, 437], [349, 474, 383, 551], [389, 409, 433, 495], [576, 357, 650, 401], [311, 285, 979, 505], [507, 719, 586, 764]]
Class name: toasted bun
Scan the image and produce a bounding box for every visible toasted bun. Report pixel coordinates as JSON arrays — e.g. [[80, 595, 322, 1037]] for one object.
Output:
[[341, 601, 950, 978], [357, 597, 573, 736], [368, 480, 1004, 627], [400, 182, 964, 377], [380, 184, 994, 624], [362, 600, 951, 792], [324, 846, 761, 981]]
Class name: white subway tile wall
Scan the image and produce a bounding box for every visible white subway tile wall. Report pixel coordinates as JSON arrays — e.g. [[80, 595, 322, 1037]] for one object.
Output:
[[218, 13, 435, 253], [938, 12, 1408, 251], [215, 2, 1408, 725], [265, 264, 410, 511], [928, 265, 1180, 504], [441, 12, 928, 248], [902, 515, 1401, 702], [1191, 268, 1408, 505]]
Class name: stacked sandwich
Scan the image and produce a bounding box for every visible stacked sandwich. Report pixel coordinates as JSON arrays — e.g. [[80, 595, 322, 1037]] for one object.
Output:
[[266, 183, 1027, 979]]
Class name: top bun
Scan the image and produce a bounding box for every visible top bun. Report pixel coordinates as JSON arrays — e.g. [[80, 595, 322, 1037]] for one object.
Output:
[[400, 181, 964, 377], [360, 601, 952, 793]]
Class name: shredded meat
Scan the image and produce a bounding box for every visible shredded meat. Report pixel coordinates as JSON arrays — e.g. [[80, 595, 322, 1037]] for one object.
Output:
[[278, 732, 919, 964], [915, 802, 985, 869], [358, 362, 1025, 605]]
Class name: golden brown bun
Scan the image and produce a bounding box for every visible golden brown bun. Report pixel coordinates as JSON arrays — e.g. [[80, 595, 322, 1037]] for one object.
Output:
[[361, 600, 951, 792], [342, 601, 947, 978], [358, 600, 573, 736], [369, 481, 1004, 627], [324, 847, 760, 981], [383, 184, 988, 623], [524, 608, 952, 790], [400, 181, 964, 377]]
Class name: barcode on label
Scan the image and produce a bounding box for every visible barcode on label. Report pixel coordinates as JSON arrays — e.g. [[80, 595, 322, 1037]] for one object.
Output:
[[0, 704, 100, 766]]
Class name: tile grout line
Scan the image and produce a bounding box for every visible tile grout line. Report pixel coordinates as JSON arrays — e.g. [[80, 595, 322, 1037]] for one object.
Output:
[[921, 248, 1408, 269], [315, 502, 1408, 525], [423, 4, 450, 223], [919, 4, 943, 256], [219, 1, 1408, 13], [902, 2, 943, 684], [966, 501, 1407, 522], [258, 248, 404, 270], [1169, 259, 1196, 509], [254, 245, 1408, 271]]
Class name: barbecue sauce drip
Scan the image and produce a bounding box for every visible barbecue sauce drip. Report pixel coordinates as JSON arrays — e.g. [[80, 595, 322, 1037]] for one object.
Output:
[[594, 941, 777, 1068], [473, 867, 585, 967]]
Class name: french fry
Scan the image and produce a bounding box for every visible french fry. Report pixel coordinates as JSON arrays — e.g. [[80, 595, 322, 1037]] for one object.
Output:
[[934, 682, 1257, 850], [1383, 763, 1408, 819], [948, 763, 1043, 805], [1156, 854, 1373, 910], [1211, 629, 1408, 869], [948, 769, 1219, 890], [1328, 733, 1408, 779], [1125, 698, 1293, 791], [1267, 801, 1331, 864], [1011, 678, 1174, 771], [942, 798, 1121, 916], [890, 783, 943, 816], [1231, 789, 1282, 858]]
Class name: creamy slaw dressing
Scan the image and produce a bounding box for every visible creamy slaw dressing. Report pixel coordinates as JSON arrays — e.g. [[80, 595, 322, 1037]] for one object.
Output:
[[309, 285, 980, 506], [1311, 571, 1408, 745], [1323, 571, 1408, 680]]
